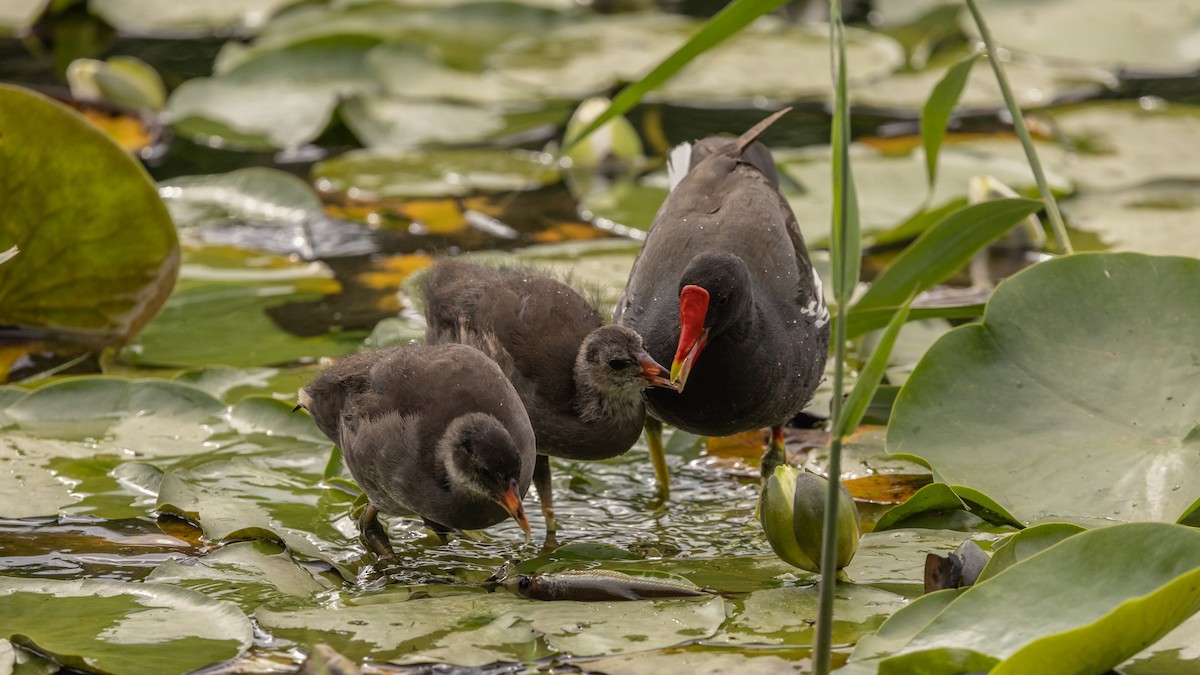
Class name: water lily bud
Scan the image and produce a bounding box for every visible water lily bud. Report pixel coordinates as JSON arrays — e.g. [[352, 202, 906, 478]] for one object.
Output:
[[760, 465, 860, 573], [761, 464, 819, 571], [792, 470, 860, 571]]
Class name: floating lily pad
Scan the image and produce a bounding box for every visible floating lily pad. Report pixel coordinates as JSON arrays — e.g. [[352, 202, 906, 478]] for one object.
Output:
[[489, 12, 693, 99], [1061, 178, 1200, 258], [168, 40, 376, 150], [146, 540, 335, 613], [848, 522, 1200, 672], [339, 95, 567, 151], [256, 592, 726, 666], [124, 276, 366, 369], [888, 253, 1200, 525], [1119, 611, 1200, 674], [313, 148, 559, 199], [656, 21, 904, 104], [160, 167, 322, 230], [716, 584, 906, 647], [0, 576, 253, 675], [0, 84, 178, 354], [965, 0, 1200, 74], [90, 0, 299, 37], [366, 44, 538, 104], [156, 455, 360, 577], [1049, 102, 1200, 190]]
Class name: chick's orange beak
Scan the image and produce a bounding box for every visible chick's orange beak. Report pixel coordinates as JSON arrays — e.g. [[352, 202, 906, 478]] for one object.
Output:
[[498, 478, 532, 543], [638, 352, 677, 390], [671, 285, 710, 393]]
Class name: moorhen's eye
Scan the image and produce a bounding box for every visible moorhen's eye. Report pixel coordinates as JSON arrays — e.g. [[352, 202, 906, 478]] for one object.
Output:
[[518, 576, 532, 590], [607, 359, 632, 370]]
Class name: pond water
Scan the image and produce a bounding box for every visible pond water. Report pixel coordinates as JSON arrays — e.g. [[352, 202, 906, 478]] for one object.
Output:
[[2, 0, 1200, 672]]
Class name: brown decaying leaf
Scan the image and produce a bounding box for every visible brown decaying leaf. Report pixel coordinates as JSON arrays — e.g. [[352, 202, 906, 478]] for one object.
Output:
[[842, 473, 933, 504]]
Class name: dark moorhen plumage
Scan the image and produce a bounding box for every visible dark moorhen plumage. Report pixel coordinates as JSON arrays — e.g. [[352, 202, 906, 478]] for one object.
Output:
[[422, 259, 675, 531], [614, 109, 830, 493], [297, 343, 536, 557]]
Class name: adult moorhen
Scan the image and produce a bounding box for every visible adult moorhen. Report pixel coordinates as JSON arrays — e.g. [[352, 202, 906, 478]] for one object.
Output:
[[614, 108, 830, 495], [298, 343, 536, 557], [423, 259, 675, 531]]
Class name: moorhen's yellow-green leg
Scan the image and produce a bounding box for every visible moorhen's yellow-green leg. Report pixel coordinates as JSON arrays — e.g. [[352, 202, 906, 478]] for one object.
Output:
[[645, 416, 670, 499], [760, 425, 787, 483], [358, 504, 397, 560], [533, 454, 558, 534]]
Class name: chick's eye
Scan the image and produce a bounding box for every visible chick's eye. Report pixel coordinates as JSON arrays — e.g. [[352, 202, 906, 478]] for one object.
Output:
[[607, 359, 632, 370]]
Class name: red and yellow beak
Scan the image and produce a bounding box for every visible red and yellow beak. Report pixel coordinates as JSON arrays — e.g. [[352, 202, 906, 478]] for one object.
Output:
[[497, 478, 532, 543], [671, 284, 710, 393], [638, 352, 677, 390]]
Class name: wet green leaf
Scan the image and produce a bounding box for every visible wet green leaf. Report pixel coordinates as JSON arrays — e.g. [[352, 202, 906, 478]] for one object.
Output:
[[146, 540, 335, 613], [313, 149, 558, 199], [849, 522, 1200, 673], [159, 167, 322, 230], [257, 592, 726, 665], [168, 39, 375, 150], [0, 576, 253, 675], [873, 483, 966, 532], [715, 584, 906, 647], [976, 522, 1086, 583], [155, 455, 360, 578], [0, 84, 178, 350], [339, 95, 568, 151], [888, 253, 1200, 525], [125, 278, 366, 369]]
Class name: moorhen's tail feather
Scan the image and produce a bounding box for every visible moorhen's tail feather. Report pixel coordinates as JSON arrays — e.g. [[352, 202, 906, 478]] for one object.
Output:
[[668, 107, 793, 191]]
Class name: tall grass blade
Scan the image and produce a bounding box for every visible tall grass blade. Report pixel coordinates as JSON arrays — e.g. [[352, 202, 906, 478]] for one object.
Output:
[[851, 198, 1042, 314], [835, 293, 915, 439], [964, 0, 1073, 255], [815, 2, 859, 672], [561, 0, 790, 154], [921, 53, 979, 189]]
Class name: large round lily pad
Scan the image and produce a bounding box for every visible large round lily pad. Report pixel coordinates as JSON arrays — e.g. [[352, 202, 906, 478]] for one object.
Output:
[[0, 84, 178, 350], [847, 522, 1200, 673], [0, 576, 253, 675], [887, 253, 1200, 525]]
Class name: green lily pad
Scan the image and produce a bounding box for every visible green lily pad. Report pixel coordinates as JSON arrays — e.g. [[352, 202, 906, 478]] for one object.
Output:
[[168, 39, 376, 150], [489, 12, 693, 99], [256, 592, 726, 666], [848, 522, 1200, 672], [656, 21, 904, 104], [0, 576, 252, 675], [312, 148, 559, 199], [338, 95, 567, 151], [0, 84, 178, 350], [1118, 611, 1200, 674], [366, 44, 538, 104], [155, 455, 361, 578], [965, 0, 1200, 74], [1049, 102, 1200, 190], [159, 168, 322, 231], [715, 584, 907, 647], [124, 277, 366, 368], [888, 253, 1200, 525], [976, 522, 1087, 583], [1062, 178, 1200, 258], [146, 540, 335, 613], [90, 0, 299, 37]]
